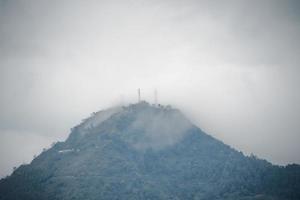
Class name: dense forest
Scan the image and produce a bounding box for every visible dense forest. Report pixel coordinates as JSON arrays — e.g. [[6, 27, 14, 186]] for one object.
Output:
[[0, 102, 299, 200]]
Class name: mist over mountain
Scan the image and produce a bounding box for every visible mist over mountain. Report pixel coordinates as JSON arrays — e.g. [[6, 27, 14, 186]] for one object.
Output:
[[0, 102, 299, 200]]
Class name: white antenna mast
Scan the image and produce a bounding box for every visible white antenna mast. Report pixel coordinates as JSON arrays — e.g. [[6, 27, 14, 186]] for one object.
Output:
[[138, 88, 141, 102], [154, 89, 158, 106]]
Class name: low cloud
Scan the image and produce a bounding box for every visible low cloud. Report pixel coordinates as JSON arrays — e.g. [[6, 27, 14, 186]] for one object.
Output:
[[0, 0, 300, 177]]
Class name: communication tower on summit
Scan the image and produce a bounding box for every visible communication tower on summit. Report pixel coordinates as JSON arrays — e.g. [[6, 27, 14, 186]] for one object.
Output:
[[138, 88, 141, 102], [154, 89, 158, 106]]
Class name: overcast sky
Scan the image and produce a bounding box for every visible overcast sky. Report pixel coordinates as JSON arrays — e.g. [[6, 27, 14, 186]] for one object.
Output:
[[1, 0, 300, 177]]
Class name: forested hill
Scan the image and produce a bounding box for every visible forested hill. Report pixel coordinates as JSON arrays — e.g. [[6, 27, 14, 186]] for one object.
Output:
[[0, 102, 299, 200]]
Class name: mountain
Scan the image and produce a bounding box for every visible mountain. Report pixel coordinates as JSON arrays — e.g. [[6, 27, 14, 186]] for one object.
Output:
[[0, 102, 299, 200]]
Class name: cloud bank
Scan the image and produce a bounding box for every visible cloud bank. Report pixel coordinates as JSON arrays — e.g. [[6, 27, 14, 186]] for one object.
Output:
[[0, 0, 300, 177]]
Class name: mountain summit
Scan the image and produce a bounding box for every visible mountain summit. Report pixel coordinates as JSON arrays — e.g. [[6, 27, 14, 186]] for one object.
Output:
[[0, 102, 299, 200]]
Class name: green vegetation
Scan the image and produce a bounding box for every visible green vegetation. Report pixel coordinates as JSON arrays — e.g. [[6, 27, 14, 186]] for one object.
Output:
[[0, 102, 299, 200]]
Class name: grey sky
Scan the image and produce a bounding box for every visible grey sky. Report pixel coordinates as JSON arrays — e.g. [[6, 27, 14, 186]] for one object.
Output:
[[0, 0, 300, 177]]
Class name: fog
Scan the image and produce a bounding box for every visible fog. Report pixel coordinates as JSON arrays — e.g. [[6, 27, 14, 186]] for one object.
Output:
[[129, 103, 192, 150], [0, 0, 300, 177]]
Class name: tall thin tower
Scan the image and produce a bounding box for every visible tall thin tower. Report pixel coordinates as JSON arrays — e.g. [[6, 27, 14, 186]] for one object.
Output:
[[154, 89, 158, 106], [138, 88, 141, 102]]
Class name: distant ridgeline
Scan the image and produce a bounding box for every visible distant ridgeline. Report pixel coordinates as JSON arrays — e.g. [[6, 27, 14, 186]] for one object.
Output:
[[0, 102, 299, 200]]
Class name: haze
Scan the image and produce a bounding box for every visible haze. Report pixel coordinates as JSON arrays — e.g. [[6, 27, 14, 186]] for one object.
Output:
[[0, 0, 300, 178]]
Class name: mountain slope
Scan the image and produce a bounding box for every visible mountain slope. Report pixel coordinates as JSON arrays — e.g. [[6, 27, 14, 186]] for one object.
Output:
[[0, 102, 299, 200]]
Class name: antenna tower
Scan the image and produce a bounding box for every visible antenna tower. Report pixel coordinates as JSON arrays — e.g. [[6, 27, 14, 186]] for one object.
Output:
[[138, 88, 141, 102], [154, 89, 158, 106]]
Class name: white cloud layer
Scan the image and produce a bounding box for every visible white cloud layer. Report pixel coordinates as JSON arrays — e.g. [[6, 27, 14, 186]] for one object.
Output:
[[0, 0, 300, 177]]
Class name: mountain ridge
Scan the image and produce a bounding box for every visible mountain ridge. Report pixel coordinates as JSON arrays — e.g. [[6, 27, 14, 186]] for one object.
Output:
[[0, 102, 299, 200]]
